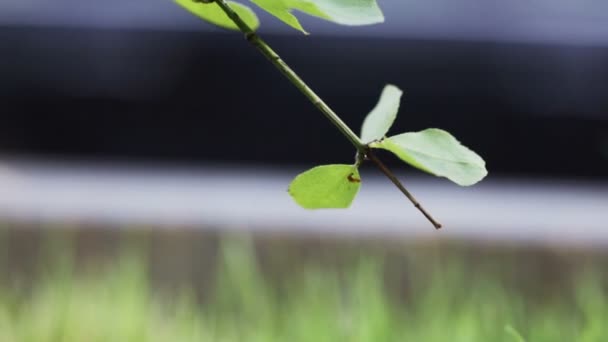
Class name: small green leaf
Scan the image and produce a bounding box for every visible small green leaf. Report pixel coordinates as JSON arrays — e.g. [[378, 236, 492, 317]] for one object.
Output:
[[360, 84, 403, 143], [371, 128, 487, 186], [250, 0, 308, 33], [288, 164, 361, 209], [176, 0, 260, 31], [295, 0, 384, 26], [250, 0, 384, 34]]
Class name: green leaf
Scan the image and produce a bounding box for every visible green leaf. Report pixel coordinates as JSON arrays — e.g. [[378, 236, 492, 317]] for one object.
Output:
[[176, 0, 260, 31], [288, 164, 361, 209], [360, 84, 402, 144], [371, 128, 487, 186], [250, 0, 384, 34], [250, 0, 307, 33]]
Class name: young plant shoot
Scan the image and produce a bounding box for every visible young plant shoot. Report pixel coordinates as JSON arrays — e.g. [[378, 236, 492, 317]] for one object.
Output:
[[176, 0, 488, 228]]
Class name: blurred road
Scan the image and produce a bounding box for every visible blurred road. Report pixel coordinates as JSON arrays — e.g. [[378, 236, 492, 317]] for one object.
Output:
[[0, 158, 606, 247]]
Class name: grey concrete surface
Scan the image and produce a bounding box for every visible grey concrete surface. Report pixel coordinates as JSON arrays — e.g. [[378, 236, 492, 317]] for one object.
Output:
[[0, 158, 606, 247]]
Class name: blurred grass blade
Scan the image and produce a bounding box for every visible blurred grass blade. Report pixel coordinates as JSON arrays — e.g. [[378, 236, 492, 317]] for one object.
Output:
[[504, 325, 526, 342]]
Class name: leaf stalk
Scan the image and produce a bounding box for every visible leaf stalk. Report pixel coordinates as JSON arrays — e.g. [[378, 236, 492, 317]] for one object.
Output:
[[366, 149, 442, 229]]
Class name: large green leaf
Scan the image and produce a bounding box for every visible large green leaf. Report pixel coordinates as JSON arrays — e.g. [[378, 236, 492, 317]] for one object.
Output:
[[176, 0, 260, 31], [360, 84, 402, 144], [371, 128, 487, 186], [250, 0, 384, 34], [288, 164, 361, 209]]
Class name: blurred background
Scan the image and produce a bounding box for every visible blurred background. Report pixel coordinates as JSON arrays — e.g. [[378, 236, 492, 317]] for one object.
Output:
[[0, 0, 607, 340]]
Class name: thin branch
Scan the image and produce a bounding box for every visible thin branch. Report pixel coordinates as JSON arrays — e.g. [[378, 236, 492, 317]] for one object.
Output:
[[212, 0, 442, 229], [366, 149, 443, 229], [213, 0, 365, 152]]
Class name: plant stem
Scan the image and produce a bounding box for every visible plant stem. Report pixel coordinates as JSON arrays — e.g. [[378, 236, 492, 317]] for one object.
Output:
[[213, 0, 441, 229], [366, 150, 442, 229], [213, 0, 365, 152]]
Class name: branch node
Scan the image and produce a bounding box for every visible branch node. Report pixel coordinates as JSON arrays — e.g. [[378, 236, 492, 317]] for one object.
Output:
[[244, 32, 255, 42]]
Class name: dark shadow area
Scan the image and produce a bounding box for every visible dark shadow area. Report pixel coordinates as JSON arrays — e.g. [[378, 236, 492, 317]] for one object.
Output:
[[1, 27, 607, 179]]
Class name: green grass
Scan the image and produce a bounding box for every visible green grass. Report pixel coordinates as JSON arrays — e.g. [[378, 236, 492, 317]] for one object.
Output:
[[0, 233, 607, 341]]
